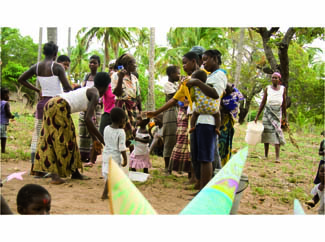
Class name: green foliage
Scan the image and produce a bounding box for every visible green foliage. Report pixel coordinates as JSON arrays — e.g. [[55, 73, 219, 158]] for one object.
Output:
[[2, 61, 28, 90]]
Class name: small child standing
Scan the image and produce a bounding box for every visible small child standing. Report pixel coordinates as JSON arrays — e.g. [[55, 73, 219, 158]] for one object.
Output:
[[101, 107, 128, 200], [129, 115, 151, 174], [16, 184, 51, 215], [0, 87, 15, 153], [306, 164, 325, 214], [188, 70, 221, 135]]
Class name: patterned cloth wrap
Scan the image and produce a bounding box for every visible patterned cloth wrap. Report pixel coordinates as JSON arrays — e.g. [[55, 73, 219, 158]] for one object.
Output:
[[192, 86, 220, 115]]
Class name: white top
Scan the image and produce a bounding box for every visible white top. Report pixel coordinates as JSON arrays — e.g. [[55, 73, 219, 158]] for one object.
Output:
[[102, 126, 127, 165], [59, 87, 90, 113], [164, 81, 178, 95], [37, 62, 63, 97], [266, 85, 284, 106], [311, 183, 325, 214], [134, 129, 150, 156], [197, 70, 227, 125]]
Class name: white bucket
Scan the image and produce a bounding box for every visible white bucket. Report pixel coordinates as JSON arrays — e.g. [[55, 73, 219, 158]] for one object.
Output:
[[245, 121, 264, 145]]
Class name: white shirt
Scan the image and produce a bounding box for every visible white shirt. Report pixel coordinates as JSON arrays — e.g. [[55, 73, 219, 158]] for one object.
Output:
[[266, 85, 284, 106], [311, 183, 325, 214], [164, 81, 178, 95], [197, 70, 227, 125], [59, 87, 89, 113]]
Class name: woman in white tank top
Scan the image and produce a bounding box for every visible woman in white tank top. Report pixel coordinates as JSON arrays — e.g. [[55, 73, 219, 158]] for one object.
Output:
[[18, 42, 72, 176], [33, 72, 110, 184], [255, 72, 287, 162]]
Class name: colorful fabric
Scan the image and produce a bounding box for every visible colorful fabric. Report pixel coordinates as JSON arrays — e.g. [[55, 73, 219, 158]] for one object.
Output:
[[0, 124, 7, 138], [33, 97, 82, 177], [129, 152, 151, 169], [36, 97, 52, 119], [111, 72, 140, 100], [181, 147, 248, 215], [30, 118, 43, 154], [261, 105, 285, 145], [162, 104, 177, 158], [115, 99, 139, 144], [0, 101, 9, 125], [103, 84, 115, 113], [108, 158, 157, 214], [272, 72, 282, 78], [222, 87, 244, 118], [172, 78, 193, 109], [219, 113, 235, 167], [169, 106, 191, 173], [78, 104, 102, 161], [193, 86, 220, 115]]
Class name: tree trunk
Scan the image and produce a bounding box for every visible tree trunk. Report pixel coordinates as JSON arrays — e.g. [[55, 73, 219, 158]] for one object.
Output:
[[148, 27, 155, 111], [47, 27, 57, 44], [234, 28, 245, 86], [35, 27, 43, 101], [68, 27, 71, 78], [103, 31, 109, 72], [0, 28, 2, 83]]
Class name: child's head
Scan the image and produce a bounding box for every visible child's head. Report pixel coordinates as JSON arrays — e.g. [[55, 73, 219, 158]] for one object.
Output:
[[57, 55, 71, 71], [110, 107, 127, 128], [318, 164, 325, 184], [136, 114, 150, 128], [17, 184, 51, 215], [191, 70, 207, 83], [0, 87, 10, 101], [166, 65, 180, 83], [225, 83, 234, 96], [89, 55, 100, 72], [94, 72, 111, 96], [43, 41, 58, 59]]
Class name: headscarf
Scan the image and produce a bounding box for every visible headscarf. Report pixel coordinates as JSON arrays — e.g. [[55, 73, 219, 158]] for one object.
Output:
[[272, 72, 282, 79], [222, 86, 244, 118]]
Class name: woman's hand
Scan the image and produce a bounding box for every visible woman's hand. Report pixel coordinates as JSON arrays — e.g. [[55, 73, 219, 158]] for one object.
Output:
[[254, 117, 258, 123], [117, 69, 127, 79]]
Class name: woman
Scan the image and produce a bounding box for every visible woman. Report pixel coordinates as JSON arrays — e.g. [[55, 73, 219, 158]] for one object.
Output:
[[18, 41, 72, 176], [254, 72, 287, 162], [219, 83, 244, 166], [111, 53, 141, 152], [187, 49, 227, 190], [33, 72, 110, 184], [78, 55, 103, 166]]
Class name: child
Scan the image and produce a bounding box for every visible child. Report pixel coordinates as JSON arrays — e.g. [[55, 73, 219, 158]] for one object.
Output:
[[0, 87, 15, 153], [188, 70, 221, 135], [17, 184, 51, 215], [306, 164, 325, 214], [129, 114, 152, 174], [149, 114, 164, 156], [57, 55, 71, 71], [101, 107, 128, 200]]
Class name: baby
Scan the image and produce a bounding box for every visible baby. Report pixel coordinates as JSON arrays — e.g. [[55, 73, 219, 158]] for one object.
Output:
[[189, 70, 221, 135]]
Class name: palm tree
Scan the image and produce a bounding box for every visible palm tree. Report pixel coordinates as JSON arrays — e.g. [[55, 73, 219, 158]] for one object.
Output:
[[47, 27, 57, 44], [148, 27, 155, 111], [77, 27, 133, 71]]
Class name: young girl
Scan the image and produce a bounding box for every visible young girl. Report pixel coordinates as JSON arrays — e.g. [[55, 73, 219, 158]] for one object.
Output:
[[129, 115, 151, 174], [101, 107, 128, 200], [306, 164, 325, 214], [17, 184, 51, 215], [0, 87, 15, 153], [79, 55, 103, 167]]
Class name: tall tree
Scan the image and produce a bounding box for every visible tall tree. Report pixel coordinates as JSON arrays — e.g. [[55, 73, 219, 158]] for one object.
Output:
[[68, 27, 71, 77], [47, 27, 57, 44], [77, 27, 133, 71], [148, 27, 155, 111], [233, 28, 245, 86]]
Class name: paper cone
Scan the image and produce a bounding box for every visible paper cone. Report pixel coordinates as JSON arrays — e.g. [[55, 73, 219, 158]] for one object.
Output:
[[180, 147, 248, 215], [293, 199, 305, 215], [108, 158, 157, 214]]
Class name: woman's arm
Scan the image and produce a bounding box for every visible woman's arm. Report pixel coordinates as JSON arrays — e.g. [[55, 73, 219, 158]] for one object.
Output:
[[113, 70, 127, 97], [254, 88, 268, 123], [17, 65, 41, 95], [54, 63, 72, 92], [85, 88, 104, 144], [282, 87, 287, 122], [186, 79, 219, 99], [147, 98, 177, 118]]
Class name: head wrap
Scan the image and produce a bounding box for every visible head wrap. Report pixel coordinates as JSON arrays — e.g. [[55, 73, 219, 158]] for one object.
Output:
[[272, 72, 282, 79], [190, 46, 206, 57]]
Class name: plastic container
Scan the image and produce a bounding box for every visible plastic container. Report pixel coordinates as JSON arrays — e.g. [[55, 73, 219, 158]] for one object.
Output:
[[230, 174, 249, 214], [245, 121, 264, 145]]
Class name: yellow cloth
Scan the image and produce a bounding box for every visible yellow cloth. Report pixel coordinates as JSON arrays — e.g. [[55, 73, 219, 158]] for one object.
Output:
[[172, 78, 193, 109]]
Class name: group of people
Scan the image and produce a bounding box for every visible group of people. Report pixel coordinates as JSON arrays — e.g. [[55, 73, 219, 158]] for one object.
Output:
[[1, 41, 324, 214]]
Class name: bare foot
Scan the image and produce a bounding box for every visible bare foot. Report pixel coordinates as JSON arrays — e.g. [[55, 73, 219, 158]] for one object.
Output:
[[50, 175, 65, 185], [275, 158, 280, 163]]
